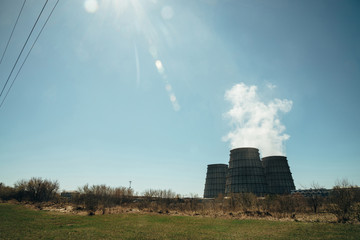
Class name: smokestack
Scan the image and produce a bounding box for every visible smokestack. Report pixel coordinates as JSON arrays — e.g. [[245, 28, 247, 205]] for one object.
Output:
[[225, 148, 268, 195], [203, 164, 228, 198], [262, 156, 295, 194]]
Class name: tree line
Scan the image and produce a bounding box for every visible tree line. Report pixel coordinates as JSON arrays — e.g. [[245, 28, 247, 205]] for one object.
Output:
[[0, 177, 360, 223]]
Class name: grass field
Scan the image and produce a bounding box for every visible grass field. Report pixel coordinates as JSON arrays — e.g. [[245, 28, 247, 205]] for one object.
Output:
[[0, 203, 359, 239]]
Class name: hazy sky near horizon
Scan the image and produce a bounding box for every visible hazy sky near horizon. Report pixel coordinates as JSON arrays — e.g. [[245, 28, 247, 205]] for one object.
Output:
[[0, 0, 359, 195]]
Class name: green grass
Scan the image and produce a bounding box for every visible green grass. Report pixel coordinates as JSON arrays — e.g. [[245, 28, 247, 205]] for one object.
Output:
[[0, 203, 359, 239]]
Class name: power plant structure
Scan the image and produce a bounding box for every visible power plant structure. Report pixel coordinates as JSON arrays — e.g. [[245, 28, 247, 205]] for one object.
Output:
[[203, 147, 295, 198], [262, 156, 295, 195], [203, 164, 228, 198], [225, 148, 268, 195]]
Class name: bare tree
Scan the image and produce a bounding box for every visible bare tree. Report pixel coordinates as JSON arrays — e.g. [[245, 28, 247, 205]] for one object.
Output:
[[309, 182, 325, 213], [142, 189, 177, 198], [14, 179, 27, 201], [13, 178, 59, 202]]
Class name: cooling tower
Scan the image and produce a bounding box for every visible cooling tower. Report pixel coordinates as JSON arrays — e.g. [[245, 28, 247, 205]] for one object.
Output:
[[262, 156, 295, 194], [203, 164, 228, 198], [225, 148, 268, 195]]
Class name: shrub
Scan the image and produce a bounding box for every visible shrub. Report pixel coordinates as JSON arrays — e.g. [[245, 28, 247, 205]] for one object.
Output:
[[14, 178, 59, 202], [0, 183, 16, 201], [328, 179, 360, 223], [76, 184, 134, 214]]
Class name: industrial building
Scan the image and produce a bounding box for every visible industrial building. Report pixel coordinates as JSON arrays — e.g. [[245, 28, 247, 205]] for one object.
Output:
[[204, 147, 295, 198], [291, 189, 330, 197]]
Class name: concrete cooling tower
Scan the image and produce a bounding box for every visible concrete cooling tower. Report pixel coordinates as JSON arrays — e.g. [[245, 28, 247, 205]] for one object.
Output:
[[203, 164, 228, 198], [225, 148, 268, 195], [262, 156, 295, 194], [203, 148, 296, 197]]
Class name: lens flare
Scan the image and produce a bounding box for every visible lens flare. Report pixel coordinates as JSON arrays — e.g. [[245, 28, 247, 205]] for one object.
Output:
[[165, 84, 172, 92], [155, 60, 164, 74], [84, 0, 99, 13], [170, 94, 176, 102]]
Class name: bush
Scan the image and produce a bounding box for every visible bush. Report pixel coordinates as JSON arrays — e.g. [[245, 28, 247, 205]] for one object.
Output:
[[227, 193, 258, 212], [0, 183, 16, 201], [329, 180, 360, 223], [141, 189, 179, 212], [13, 178, 59, 202], [76, 184, 134, 214], [142, 189, 177, 198]]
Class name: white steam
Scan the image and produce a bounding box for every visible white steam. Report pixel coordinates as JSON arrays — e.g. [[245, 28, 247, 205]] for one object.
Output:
[[223, 83, 292, 157]]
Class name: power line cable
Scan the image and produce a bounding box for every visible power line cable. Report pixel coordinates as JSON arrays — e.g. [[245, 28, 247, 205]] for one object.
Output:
[[0, 0, 59, 109], [0, 0, 27, 65], [0, 0, 49, 99]]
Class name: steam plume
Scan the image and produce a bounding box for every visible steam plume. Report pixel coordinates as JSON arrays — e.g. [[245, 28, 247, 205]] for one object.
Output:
[[223, 83, 292, 157]]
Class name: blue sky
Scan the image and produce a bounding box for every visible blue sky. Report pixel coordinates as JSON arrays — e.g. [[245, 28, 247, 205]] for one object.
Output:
[[0, 0, 359, 196]]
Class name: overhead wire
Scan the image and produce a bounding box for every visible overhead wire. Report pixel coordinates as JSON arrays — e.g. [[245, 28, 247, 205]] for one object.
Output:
[[0, 0, 49, 100], [0, 0, 27, 65], [0, 0, 60, 109]]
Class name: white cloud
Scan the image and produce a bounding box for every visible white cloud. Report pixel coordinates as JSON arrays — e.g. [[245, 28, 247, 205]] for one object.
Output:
[[223, 83, 292, 157], [266, 82, 277, 90]]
